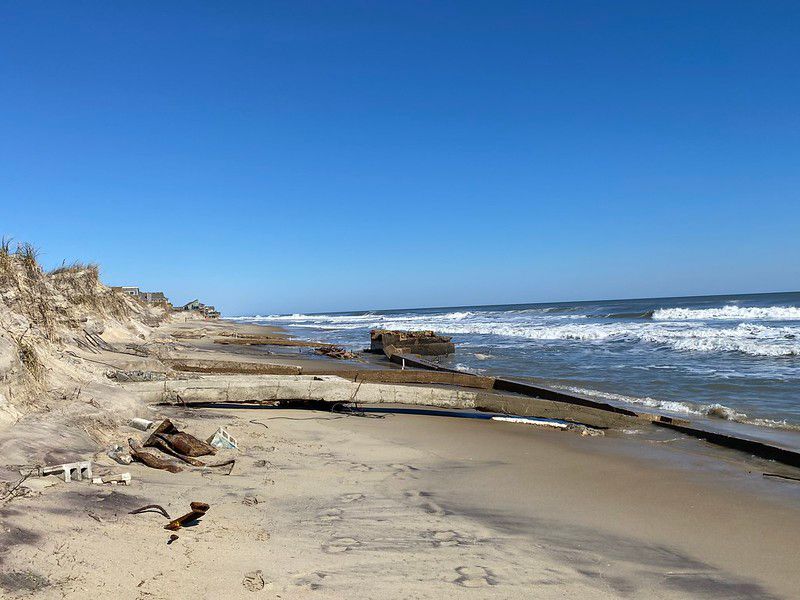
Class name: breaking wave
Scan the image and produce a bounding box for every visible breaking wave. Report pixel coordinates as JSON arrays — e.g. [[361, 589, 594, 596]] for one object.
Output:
[[559, 386, 800, 431], [229, 312, 800, 357], [228, 295, 800, 433], [378, 321, 800, 357], [653, 305, 800, 321]]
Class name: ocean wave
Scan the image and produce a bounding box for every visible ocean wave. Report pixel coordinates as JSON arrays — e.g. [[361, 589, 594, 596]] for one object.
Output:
[[559, 386, 800, 431], [604, 310, 655, 319], [376, 320, 800, 357], [652, 305, 800, 321], [230, 310, 475, 324], [229, 310, 800, 357]]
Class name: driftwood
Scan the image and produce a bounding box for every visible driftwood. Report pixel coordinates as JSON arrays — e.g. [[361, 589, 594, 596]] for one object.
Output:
[[128, 438, 183, 473], [145, 419, 216, 458], [165, 501, 209, 531]]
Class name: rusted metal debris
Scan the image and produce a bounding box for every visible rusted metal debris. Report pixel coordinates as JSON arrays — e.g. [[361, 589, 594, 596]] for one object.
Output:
[[314, 345, 357, 360], [145, 419, 217, 458], [129, 504, 172, 519], [165, 501, 210, 531], [128, 438, 183, 473], [147, 434, 207, 466]]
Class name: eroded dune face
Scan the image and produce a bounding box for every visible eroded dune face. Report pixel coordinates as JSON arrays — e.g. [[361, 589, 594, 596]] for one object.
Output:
[[0, 244, 168, 441]]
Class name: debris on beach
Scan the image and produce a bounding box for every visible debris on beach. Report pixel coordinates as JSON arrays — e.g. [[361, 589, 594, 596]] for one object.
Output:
[[107, 443, 133, 465], [370, 329, 455, 357], [91, 472, 131, 486], [128, 438, 183, 473], [36, 461, 93, 483], [207, 427, 238, 450], [129, 417, 155, 431], [129, 504, 171, 519], [491, 416, 604, 436], [145, 419, 217, 457], [127, 419, 238, 471], [314, 345, 357, 360], [165, 501, 210, 531]]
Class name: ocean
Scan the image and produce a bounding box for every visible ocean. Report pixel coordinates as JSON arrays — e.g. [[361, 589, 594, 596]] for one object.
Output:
[[229, 291, 800, 433]]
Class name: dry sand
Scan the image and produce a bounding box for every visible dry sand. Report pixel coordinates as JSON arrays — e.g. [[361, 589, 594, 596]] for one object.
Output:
[[2, 402, 799, 599]]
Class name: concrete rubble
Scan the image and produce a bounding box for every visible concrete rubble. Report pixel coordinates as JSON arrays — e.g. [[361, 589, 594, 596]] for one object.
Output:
[[370, 329, 455, 357], [92, 472, 131, 485], [38, 461, 93, 483]]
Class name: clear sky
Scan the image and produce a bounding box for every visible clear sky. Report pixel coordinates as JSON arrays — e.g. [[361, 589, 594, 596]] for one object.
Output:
[[1, 2, 798, 315]]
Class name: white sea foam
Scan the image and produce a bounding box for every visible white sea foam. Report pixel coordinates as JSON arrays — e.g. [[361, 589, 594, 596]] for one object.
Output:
[[227, 302, 800, 431], [229, 310, 800, 357], [377, 320, 800, 357], [652, 305, 800, 321], [559, 386, 800, 431]]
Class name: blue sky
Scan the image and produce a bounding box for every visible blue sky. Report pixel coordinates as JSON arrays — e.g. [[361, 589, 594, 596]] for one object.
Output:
[[1, 2, 798, 315]]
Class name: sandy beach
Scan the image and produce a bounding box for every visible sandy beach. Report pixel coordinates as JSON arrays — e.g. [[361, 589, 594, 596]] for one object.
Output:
[[1, 258, 799, 599], [3, 378, 800, 599]]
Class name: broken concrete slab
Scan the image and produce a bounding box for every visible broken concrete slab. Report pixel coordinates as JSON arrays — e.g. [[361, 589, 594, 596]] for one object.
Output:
[[370, 329, 455, 356], [122, 375, 638, 430], [165, 358, 302, 375]]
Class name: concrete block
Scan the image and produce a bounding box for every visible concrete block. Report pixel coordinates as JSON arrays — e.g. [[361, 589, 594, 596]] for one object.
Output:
[[41, 461, 92, 483]]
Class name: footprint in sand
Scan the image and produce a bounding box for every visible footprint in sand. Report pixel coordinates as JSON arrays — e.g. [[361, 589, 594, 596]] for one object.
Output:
[[294, 571, 329, 591], [453, 566, 498, 588], [348, 462, 372, 472], [317, 507, 343, 522], [321, 536, 362, 554], [404, 490, 448, 516], [425, 530, 472, 548], [389, 463, 420, 475], [255, 530, 270, 542], [338, 492, 365, 503], [242, 570, 265, 592]]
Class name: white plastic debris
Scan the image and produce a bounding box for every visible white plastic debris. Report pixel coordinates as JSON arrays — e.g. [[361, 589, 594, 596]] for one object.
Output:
[[207, 427, 238, 450], [92, 472, 131, 486], [491, 416, 570, 429], [129, 418, 154, 431], [107, 444, 133, 465], [491, 416, 604, 436]]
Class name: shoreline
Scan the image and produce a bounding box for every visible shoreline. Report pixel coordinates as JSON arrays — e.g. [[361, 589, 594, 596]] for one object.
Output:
[[2, 311, 800, 597], [232, 310, 800, 452]]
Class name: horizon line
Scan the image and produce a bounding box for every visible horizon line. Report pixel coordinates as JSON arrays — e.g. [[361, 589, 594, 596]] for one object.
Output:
[[226, 289, 800, 318]]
